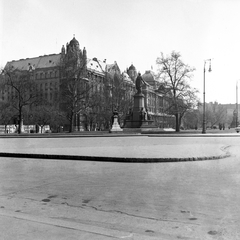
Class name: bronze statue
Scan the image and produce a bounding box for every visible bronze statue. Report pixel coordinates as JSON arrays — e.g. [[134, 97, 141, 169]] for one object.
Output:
[[135, 73, 147, 94], [146, 108, 151, 120], [111, 108, 120, 125], [139, 107, 146, 121]]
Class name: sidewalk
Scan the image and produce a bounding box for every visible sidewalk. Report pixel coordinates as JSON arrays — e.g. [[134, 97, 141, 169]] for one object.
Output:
[[0, 135, 230, 162]]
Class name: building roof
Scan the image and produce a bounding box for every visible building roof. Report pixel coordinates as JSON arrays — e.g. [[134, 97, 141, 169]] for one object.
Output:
[[142, 70, 156, 86], [5, 54, 61, 71], [87, 58, 106, 76], [128, 64, 136, 71], [4, 54, 112, 77], [122, 71, 134, 83], [69, 37, 79, 47]]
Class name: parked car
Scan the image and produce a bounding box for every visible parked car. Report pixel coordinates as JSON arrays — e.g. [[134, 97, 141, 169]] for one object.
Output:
[[235, 125, 240, 133]]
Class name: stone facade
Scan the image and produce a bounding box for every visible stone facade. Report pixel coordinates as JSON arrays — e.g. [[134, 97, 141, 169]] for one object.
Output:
[[1, 37, 174, 131], [142, 70, 174, 128]]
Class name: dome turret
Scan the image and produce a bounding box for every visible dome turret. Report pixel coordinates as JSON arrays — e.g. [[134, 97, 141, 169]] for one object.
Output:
[[128, 64, 136, 71], [69, 37, 79, 48], [127, 64, 137, 82]]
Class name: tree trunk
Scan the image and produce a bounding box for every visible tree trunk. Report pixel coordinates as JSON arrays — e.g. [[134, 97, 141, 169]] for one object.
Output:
[[179, 114, 183, 131], [175, 113, 180, 132], [69, 112, 75, 132], [18, 110, 23, 134]]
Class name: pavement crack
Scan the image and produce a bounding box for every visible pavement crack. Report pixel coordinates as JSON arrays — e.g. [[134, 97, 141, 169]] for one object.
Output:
[[87, 205, 200, 225]]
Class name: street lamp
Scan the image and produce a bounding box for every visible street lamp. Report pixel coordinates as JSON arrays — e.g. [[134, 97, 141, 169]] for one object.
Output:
[[202, 59, 212, 134]]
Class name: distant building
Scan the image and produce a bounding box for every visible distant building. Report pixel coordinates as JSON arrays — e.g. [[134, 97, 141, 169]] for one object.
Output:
[[197, 102, 237, 129], [141, 70, 174, 128]]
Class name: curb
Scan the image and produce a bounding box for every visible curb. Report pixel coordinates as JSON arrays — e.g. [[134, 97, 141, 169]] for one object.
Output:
[[0, 133, 239, 138], [0, 152, 231, 163], [0, 134, 141, 138]]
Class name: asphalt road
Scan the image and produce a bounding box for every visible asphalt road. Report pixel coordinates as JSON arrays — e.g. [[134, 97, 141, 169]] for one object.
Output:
[[0, 136, 240, 239]]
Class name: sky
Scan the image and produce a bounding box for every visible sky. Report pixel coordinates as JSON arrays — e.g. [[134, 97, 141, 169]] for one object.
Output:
[[1, 0, 240, 104]]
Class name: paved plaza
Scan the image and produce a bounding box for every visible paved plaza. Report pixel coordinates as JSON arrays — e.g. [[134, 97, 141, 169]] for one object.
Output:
[[0, 134, 232, 161], [0, 135, 240, 239]]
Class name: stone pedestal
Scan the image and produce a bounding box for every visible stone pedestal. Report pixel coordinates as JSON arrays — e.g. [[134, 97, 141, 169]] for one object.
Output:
[[124, 92, 157, 129], [109, 116, 123, 133], [124, 93, 157, 129], [123, 93, 144, 128], [140, 120, 157, 128], [132, 93, 145, 126]]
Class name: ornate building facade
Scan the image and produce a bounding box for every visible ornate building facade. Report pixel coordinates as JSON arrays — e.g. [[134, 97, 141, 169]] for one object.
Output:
[[0, 37, 136, 131], [1, 36, 174, 132], [141, 70, 174, 128], [125, 65, 174, 128]]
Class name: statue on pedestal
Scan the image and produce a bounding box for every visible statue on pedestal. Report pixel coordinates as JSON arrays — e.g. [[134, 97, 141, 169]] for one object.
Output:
[[110, 108, 123, 132], [111, 108, 119, 125], [135, 72, 148, 94]]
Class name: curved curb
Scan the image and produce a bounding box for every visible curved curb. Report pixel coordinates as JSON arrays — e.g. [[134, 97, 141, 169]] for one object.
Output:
[[0, 151, 231, 163]]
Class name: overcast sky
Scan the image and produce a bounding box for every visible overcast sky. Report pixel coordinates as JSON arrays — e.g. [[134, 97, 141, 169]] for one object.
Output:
[[1, 0, 240, 104]]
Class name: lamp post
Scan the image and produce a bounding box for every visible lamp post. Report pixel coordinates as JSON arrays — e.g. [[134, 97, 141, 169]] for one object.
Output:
[[202, 59, 212, 134]]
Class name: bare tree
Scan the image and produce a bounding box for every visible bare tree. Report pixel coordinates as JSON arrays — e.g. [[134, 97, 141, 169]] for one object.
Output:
[[156, 51, 198, 132], [203, 102, 227, 129], [100, 72, 134, 128], [29, 103, 55, 133], [60, 48, 100, 132], [182, 109, 199, 129], [1, 66, 39, 133], [0, 102, 17, 133]]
